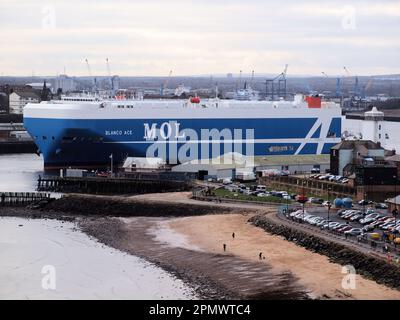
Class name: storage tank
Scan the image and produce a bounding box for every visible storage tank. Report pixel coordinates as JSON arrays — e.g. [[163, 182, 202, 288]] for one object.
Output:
[[334, 198, 343, 208], [342, 197, 353, 209]]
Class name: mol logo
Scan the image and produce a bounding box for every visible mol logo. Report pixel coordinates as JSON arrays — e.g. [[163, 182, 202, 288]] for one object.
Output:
[[144, 122, 185, 140], [143, 121, 255, 165]]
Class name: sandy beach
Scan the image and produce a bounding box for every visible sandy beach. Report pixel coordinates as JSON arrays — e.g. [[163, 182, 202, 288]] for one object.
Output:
[[168, 213, 400, 300]]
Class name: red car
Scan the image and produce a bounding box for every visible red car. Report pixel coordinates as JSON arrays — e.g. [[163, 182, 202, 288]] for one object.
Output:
[[338, 226, 353, 233]]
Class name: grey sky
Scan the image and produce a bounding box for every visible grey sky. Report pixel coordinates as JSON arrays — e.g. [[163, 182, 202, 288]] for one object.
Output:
[[0, 0, 399, 76]]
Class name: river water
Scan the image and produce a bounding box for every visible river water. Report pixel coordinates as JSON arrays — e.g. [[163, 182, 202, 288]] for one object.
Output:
[[0, 154, 196, 299]]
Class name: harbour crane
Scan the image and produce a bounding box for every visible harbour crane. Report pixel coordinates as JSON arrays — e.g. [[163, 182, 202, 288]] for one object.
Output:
[[265, 64, 288, 100], [236, 70, 243, 91], [250, 70, 255, 87], [105, 58, 116, 96], [85, 58, 97, 93], [361, 77, 374, 99], [322, 71, 342, 98], [343, 66, 360, 98], [160, 70, 172, 96]]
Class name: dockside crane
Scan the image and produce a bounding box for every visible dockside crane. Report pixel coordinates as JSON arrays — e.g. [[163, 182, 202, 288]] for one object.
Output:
[[250, 70, 255, 88], [106, 58, 116, 96], [265, 64, 288, 100], [236, 70, 243, 92], [160, 70, 172, 96], [361, 77, 374, 99], [343, 66, 360, 98], [85, 58, 97, 93], [322, 71, 342, 98]]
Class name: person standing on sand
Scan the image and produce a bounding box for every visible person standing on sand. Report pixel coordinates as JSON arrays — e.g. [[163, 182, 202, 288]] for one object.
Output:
[[259, 252, 263, 260], [223, 243, 226, 251], [232, 232, 235, 239]]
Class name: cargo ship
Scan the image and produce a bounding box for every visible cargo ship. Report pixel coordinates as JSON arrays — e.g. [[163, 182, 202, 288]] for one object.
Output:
[[23, 94, 341, 169]]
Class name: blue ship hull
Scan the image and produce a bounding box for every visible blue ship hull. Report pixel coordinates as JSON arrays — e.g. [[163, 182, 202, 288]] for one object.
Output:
[[23, 116, 341, 169]]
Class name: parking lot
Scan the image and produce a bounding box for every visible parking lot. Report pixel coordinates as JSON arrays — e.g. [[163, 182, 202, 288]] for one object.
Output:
[[282, 203, 400, 256]]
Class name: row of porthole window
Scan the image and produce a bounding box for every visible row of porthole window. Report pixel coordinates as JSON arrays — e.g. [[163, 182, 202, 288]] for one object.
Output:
[[34, 136, 104, 143]]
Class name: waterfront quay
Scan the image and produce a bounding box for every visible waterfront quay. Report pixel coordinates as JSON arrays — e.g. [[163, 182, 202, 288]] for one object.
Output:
[[36, 175, 191, 194]]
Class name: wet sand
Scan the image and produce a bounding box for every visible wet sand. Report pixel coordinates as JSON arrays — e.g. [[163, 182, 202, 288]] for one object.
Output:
[[168, 214, 400, 300], [80, 216, 309, 299]]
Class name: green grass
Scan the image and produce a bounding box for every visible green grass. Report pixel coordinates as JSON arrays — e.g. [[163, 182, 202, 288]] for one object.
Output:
[[213, 188, 291, 203]]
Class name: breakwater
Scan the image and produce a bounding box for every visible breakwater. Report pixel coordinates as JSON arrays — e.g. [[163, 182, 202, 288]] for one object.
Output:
[[0, 192, 50, 206], [41, 194, 249, 217]]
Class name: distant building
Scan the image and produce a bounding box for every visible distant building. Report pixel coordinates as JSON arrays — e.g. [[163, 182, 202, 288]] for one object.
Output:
[[386, 154, 400, 177], [330, 140, 385, 176], [53, 74, 77, 93], [25, 82, 52, 91], [0, 92, 8, 113], [343, 107, 400, 153], [9, 91, 40, 114], [386, 195, 400, 213], [122, 157, 166, 172]]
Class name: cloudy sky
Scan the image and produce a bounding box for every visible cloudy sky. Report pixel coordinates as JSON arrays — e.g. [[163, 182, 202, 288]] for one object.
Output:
[[0, 0, 399, 76]]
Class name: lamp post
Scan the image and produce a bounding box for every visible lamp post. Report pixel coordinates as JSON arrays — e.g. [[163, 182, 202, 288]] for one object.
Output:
[[327, 187, 332, 230], [110, 153, 113, 177], [393, 174, 398, 218]]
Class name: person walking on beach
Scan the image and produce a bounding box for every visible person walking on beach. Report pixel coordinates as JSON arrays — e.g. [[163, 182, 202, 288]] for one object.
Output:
[[223, 243, 226, 252], [259, 252, 263, 260], [232, 232, 235, 239]]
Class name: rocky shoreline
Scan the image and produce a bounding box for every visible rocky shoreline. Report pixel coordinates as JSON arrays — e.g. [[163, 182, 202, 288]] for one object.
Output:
[[249, 214, 400, 290]]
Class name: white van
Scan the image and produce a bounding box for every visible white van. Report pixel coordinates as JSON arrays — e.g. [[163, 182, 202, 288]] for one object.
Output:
[[256, 185, 267, 192]]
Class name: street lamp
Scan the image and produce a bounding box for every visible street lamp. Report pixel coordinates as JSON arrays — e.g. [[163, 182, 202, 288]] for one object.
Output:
[[327, 187, 332, 230], [109, 153, 113, 177], [393, 174, 398, 218]]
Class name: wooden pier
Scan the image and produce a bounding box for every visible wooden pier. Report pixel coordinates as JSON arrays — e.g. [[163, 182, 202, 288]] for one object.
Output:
[[0, 192, 51, 206], [37, 176, 191, 195]]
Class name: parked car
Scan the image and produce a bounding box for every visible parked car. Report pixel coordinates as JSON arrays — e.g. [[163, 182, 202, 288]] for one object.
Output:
[[316, 219, 328, 227], [359, 199, 374, 206], [310, 198, 324, 204], [337, 225, 353, 233], [375, 203, 388, 209], [332, 223, 347, 230], [343, 211, 359, 220], [322, 201, 332, 207], [256, 185, 267, 192], [344, 228, 363, 236], [311, 167, 320, 174], [350, 214, 363, 222], [322, 222, 340, 229], [257, 192, 270, 197], [362, 224, 375, 232], [359, 213, 380, 224]]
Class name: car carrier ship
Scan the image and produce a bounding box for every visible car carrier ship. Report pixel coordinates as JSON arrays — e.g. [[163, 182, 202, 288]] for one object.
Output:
[[23, 94, 341, 169]]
